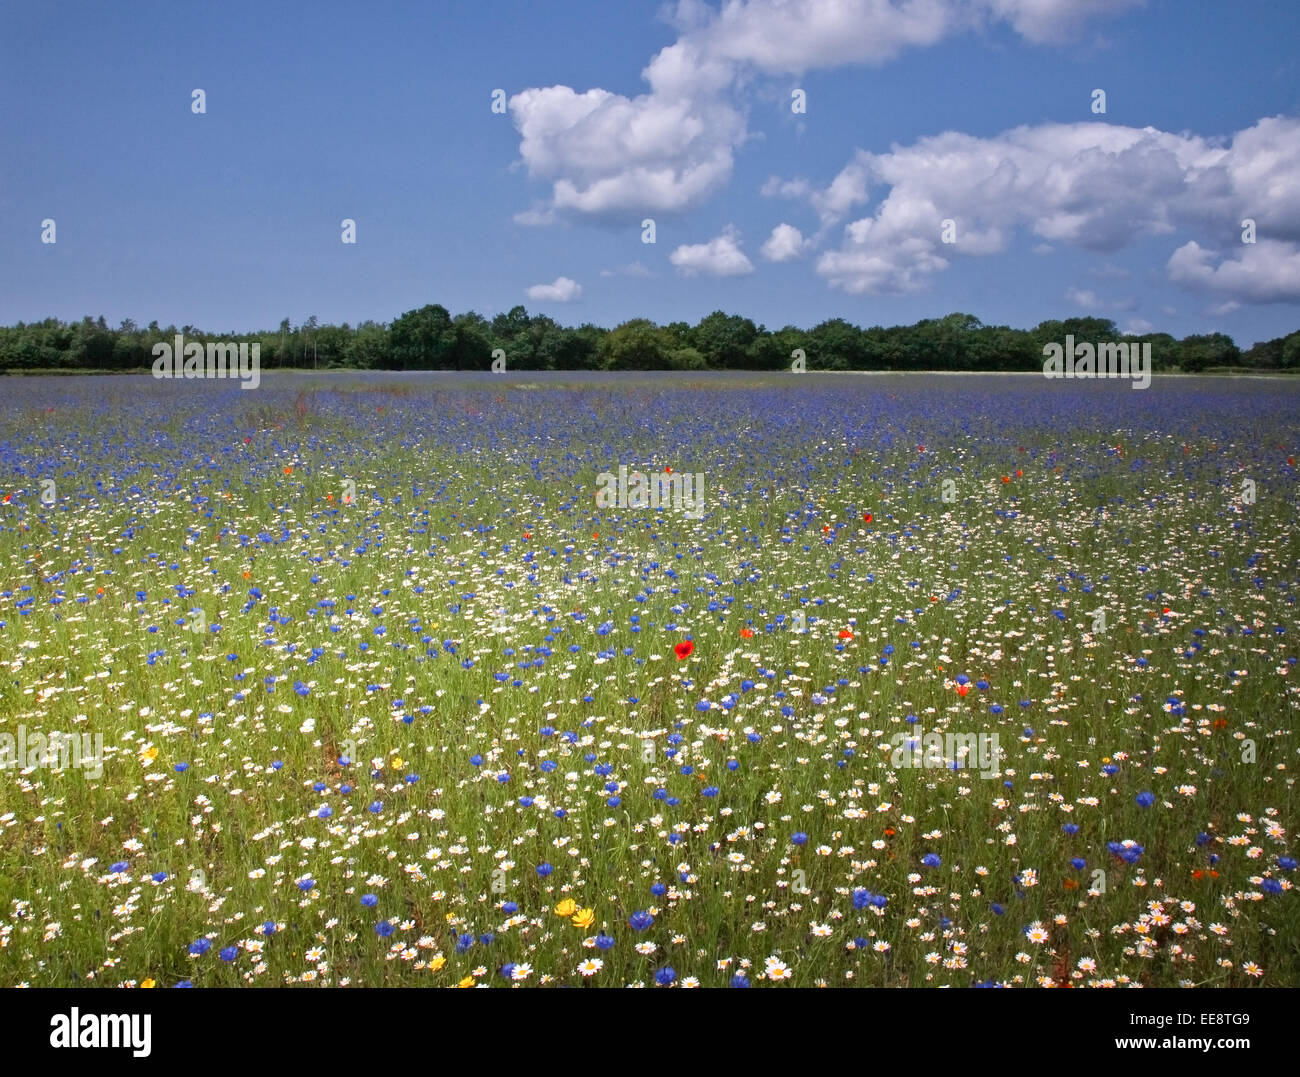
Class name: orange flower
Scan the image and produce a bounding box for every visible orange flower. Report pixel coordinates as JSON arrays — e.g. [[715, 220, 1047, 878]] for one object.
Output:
[[740, 628, 754, 638], [838, 629, 853, 640], [1063, 878, 1078, 889], [283, 466, 293, 475], [1191, 870, 1204, 880], [883, 827, 895, 837], [1001, 475, 1009, 483]]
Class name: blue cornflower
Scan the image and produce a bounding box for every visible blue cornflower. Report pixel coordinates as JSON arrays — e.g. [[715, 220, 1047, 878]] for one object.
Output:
[[1135, 792, 1155, 808], [189, 938, 212, 955], [628, 910, 654, 931], [375, 920, 395, 937], [921, 853, 941, 867], [361, 894, 378, 907], [655, 966, 676, 986]]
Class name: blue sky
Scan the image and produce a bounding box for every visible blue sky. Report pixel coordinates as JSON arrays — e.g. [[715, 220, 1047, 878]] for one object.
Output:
[[2, 0, 1298, 346]]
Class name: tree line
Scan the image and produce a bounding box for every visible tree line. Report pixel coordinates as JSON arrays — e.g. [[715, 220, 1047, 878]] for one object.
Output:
[[2, 308, 1297, 374]]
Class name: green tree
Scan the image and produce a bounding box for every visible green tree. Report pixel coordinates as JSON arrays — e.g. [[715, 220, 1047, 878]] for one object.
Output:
[[1178, 332, 1239, 372], [391, 304, 454, 369], [601, 319, 671, 370]]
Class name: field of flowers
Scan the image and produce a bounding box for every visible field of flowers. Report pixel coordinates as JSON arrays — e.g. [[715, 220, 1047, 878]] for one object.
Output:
[[0, 371, 1296, 988]]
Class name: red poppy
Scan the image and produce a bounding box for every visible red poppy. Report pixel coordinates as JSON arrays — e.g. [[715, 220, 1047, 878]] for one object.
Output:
[[955, 684, 970, 697], [1001, 475, 1009, 483], [838, 629, 853, 640], [674, 640, 694, 660], [1015, 469, 1023, 477], [863, 513, 872, 523], [740, 628, 754, 638], [523, 532, 531, 539]]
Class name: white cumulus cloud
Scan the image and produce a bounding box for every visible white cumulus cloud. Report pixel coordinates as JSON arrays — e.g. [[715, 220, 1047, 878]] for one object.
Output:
[[525, 276, 583, 302], [773, 115, 1300, 302], [761, 223, 811, 262], [670, 227, 755, 276], [508, 0, 1146, 222]]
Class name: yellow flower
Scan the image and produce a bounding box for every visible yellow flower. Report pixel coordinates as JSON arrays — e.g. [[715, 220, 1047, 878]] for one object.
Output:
[[140, 746, 158, 764], [571, 908, 595, 930], [554, 898, 577, 918], [391, 756, 405, 770], [140, 978, 156, 989], [457, 975, 475, 988], [429, 955, 446, 972]]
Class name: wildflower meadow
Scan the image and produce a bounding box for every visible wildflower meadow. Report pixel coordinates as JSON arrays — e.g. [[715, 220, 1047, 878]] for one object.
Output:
[[0, 370, 1295, 989]]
